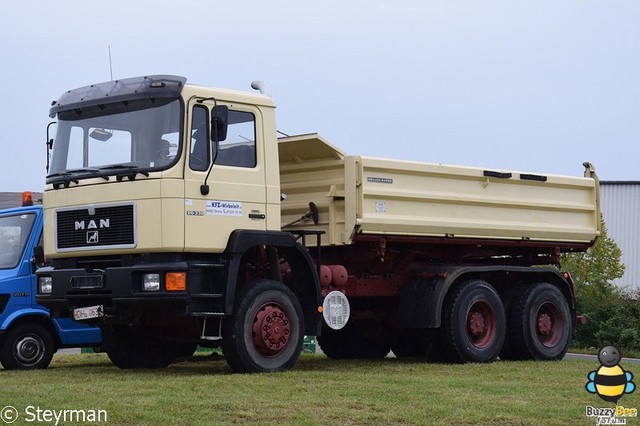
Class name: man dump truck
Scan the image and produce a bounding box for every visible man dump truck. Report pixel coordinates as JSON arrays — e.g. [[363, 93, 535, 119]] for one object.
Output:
[[0, 193, 101, 369], [36, 75, 599, 373]]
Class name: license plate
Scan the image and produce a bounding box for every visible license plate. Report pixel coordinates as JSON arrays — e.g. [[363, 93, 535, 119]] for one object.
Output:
[[73, 305, 104, 321]]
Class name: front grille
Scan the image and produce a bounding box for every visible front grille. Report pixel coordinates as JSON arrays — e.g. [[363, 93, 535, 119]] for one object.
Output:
[[56, 203, 136, 251], [71, 275, 104, 289]]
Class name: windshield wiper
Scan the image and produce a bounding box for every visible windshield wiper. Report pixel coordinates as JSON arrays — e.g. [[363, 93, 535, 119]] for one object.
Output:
[[47, 168, 111, 188], [46, 172, 79, 189], [66, 168, 110, 181], [99, 164, 150, 181]]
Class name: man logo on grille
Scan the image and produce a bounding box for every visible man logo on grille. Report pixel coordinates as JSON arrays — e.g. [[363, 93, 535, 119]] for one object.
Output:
[[87, 231, 99, 244]]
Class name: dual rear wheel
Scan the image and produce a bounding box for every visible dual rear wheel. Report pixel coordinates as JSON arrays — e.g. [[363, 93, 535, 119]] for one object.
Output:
[[441, 279, 572, 363], [345, 279, 572, 364], [502, 282, 572, 360]]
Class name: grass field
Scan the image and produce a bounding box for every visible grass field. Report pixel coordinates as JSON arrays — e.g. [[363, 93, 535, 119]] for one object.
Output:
[[1, 352, 638, 425]]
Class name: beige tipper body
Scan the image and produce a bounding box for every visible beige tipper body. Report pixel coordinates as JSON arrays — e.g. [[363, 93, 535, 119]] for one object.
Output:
[[279, 133, 600, 247]]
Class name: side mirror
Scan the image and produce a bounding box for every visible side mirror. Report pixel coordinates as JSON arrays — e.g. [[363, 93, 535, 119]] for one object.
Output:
[[46, 121, 56, 173], [32, 245, 46, 270], [211, 105, 228, 142]]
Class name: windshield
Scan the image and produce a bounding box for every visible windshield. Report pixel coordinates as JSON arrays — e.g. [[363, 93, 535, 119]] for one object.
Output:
[[0, 213, 36, 269], [48, 99, 182, 181]]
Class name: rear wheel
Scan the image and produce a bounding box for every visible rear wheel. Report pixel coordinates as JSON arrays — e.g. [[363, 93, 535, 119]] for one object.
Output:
[[103, 325, 177, 369], [441, 280, 505, 363], [507, 283, 571, 360], [0, 323, 55, 370], [222, 279, 304, 373]]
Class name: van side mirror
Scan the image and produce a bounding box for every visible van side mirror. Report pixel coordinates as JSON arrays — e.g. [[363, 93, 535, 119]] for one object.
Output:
[[211, 105, 228, 142], [33, 245, 46, 270]]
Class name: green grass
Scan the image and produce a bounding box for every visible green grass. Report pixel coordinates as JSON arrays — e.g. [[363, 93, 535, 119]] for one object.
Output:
[[2, 353, 639, 425]]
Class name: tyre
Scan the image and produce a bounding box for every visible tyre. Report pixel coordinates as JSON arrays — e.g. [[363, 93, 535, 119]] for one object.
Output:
[[319, 320, 392, 359], [507, 282, 572, 360], [222, 279, 304, 373], [441, 279, 506, 363], [0, 323, 55, 370], [103, 325, 177, 369]]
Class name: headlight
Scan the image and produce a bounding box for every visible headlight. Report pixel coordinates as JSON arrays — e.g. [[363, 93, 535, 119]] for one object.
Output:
[[143, 274, 161, 291], [39, 276, 52, 294]]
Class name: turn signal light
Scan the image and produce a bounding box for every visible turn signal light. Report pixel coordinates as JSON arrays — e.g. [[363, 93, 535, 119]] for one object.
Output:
[[166, 272, 186, 291]]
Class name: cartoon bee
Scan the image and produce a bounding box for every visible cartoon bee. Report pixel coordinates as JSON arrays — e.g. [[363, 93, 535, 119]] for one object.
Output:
[[586, 345, 636, 403]]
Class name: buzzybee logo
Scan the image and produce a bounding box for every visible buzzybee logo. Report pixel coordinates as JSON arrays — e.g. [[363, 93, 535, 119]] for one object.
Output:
[[585, 346, 637, 425], [586, 346, 636, 403]]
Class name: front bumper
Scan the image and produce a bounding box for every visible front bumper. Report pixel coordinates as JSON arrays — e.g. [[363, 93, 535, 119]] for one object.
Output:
[[35, 262, 195, 320]]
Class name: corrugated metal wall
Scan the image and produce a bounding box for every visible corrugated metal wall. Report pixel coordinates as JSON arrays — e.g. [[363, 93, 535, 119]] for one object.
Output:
[[600, 182, 640, 292]]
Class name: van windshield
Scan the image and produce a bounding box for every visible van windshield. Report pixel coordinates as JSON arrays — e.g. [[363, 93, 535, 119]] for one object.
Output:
[[48, 99, 182, 183], [0, 213, 36, 270]]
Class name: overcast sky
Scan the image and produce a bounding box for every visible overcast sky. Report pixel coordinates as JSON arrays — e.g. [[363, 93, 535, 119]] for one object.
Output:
[[1, 1, 638, 192]]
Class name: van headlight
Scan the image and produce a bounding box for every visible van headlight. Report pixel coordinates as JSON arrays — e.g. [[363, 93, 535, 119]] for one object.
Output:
[[39, 276, 53, 294]]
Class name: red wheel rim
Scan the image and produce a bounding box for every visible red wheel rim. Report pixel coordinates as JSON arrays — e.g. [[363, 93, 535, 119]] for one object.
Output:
[[536, 302, 562, 347], [466, 301, 496, 349], [251, 302, 291, 357]]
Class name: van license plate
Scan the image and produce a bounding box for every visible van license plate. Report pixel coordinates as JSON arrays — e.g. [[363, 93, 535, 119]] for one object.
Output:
[[73, 305, 104, 321]]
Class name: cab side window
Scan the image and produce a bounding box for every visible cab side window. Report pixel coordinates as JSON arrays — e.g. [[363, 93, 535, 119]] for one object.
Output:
[[189, 106, 209, 171], [216, 111, 256, 168]]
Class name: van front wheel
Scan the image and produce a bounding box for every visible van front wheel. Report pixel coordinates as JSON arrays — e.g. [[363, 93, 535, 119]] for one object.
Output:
[[0, 323, 55, 370]]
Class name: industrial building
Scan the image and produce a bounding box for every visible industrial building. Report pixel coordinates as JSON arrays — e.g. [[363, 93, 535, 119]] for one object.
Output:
[[600, 181, 639, 292]]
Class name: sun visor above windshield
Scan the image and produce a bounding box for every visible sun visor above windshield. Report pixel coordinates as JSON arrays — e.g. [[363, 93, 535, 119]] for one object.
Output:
[[49, 75, 187, 118]]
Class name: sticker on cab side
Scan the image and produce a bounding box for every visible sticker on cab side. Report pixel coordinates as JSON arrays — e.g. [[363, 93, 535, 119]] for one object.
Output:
[[206, 200, 243, 217]]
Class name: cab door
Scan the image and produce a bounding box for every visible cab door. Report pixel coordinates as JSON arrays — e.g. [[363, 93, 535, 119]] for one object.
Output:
[[183, 100, 267, 252]]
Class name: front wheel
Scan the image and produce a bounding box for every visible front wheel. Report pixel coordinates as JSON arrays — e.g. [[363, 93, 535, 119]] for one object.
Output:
[[222, 279, 304, 373], [441, 280, 506, 363], [0, 323, 56, 370]]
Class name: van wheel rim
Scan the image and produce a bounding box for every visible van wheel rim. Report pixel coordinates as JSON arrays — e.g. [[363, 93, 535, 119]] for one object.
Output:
[[15, 336, 44, 365]]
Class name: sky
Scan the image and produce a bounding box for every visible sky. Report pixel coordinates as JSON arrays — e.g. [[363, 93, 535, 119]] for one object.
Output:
[[1, 1, 639, 192]]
